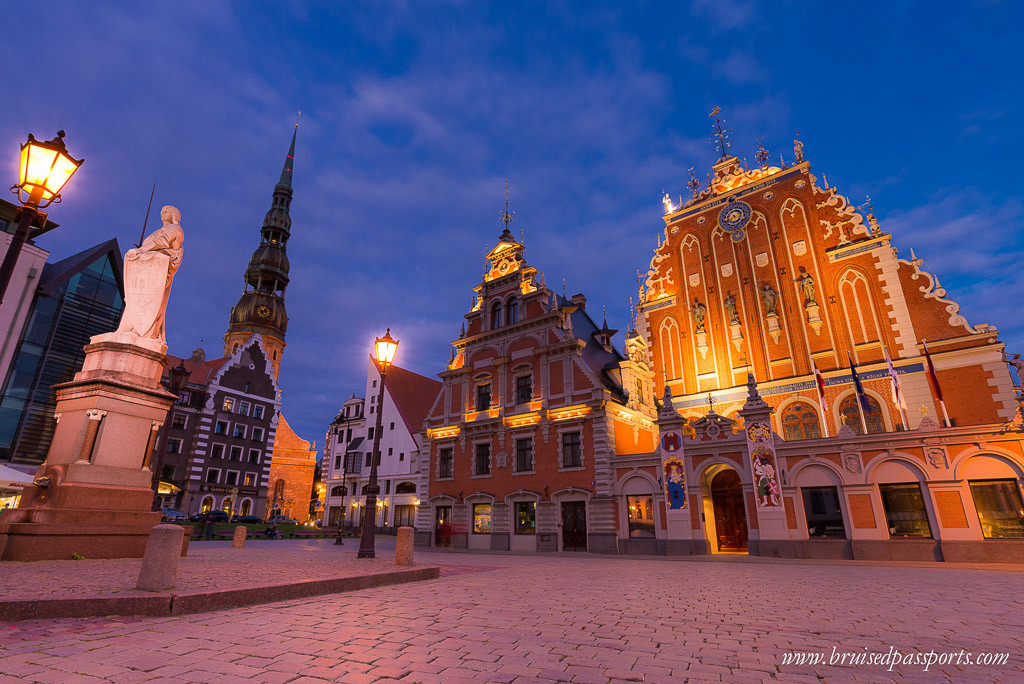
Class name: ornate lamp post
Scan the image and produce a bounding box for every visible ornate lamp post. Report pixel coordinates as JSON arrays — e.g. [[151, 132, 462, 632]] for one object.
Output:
[[357, 328, 398, 559], [2, 131, 84, 304], [150, 360, 191, 507]]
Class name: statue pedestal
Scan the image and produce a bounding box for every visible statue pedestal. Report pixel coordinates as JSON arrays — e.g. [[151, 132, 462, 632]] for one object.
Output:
[[0, 339, 177, 561]]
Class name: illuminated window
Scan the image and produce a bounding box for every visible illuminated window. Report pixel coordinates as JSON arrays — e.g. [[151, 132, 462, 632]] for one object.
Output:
[[244, 473, 256, 487], [515, 501, 536, 534], [506, 298, 519, 324], [396, 482, 416, 494], [516, 375, 532, 405], [627, 495, 655, 538], [223, 397, 234, 412], [782, 402, 821, 440], [879, 483, 932, 538], [200, 496, 214, 513], [839, 394, 885, 434], [473, 503, 492, 533], [970, 480, 1024, 538]]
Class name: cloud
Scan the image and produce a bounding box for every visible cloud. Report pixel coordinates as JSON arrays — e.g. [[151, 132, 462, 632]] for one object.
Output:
[[690, 0, 757, 30]]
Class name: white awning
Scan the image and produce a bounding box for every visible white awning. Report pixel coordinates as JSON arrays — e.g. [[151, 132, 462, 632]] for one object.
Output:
[[0, 463, 33, 490]]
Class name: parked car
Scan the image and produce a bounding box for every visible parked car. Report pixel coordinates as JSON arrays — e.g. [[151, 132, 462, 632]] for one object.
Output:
[[231, 515, 263, 524], [187, 512, 206, 522], [203, 510, 230, 523], [265, 515, 297, 525], [159, 507, 187, 522]]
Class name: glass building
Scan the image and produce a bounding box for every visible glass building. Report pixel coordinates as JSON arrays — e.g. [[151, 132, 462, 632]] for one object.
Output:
[[0, 239, 124, 465]]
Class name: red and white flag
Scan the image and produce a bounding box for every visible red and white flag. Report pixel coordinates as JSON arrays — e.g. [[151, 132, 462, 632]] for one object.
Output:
[[812, 361, 830, 437], [883, 346, 905, 410]]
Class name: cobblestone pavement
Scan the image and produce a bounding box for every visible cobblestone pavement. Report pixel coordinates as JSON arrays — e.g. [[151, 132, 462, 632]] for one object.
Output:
[[2, 541, 1022, 683]]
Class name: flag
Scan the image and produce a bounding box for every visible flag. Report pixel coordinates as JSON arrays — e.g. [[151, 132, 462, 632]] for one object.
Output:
[[922, 340, 943, 403], [883, 346, 906, 411], [813, 362, 828, 411], [848, 352, 873, 414]]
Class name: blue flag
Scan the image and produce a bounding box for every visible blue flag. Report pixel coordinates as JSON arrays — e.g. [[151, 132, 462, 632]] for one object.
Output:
[[848, 352, 873, 414]]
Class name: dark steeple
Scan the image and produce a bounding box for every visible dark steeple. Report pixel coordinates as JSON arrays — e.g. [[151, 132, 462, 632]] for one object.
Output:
[[224, 127, 297, 378]]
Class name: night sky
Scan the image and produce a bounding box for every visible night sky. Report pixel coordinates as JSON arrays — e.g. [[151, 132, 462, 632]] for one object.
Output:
[[3, 1, 1022, 449]]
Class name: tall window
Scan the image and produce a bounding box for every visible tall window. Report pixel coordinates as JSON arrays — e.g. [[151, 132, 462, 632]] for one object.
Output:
[[879, 483, 932, 538], [658, 317, 681, 380], [166, 438, 181, 453], [782, 402, 821, 440], [248, 449, 260, 463], [215, 421, 228, 434], [200, 496, 213, 513], [515, 438, 533, 472], [839, 269, 881, 345], [233, 424, 245, 438], [439, 448, 454, 478], [516, 375, 532, 405], [223, 397, 234, 412], [253, 405, 264, 419], [475, 443, 491, 475], [506, 298, 519, 325], [839, 395, 885, 434], [969, 480, 1024, 538], [476, 383, 491, 412], [627, 495, 655, 538], [515, 501, 536, 534], [473, 503, 492, 533], [562, 431, 582, 468], [206, 469, 220, 483], [230, 446, 242, 461], [211, 444, 224, 459], [491, 302, 502, 329], [239, 401, 250, 416], [801, 486, 846, 537]]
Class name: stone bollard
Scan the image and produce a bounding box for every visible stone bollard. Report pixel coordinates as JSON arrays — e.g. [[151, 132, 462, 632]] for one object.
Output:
[[232, 525, 247, 549], [136, 524, 184, 591], [395, 526, 414, 566]]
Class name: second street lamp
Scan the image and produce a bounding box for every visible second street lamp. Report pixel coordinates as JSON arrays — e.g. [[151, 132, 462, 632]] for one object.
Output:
[[357, 329, 399, 559]]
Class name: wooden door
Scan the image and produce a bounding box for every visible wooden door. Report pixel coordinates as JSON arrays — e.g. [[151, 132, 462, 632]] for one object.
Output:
[[435, 506, 452, 547], [711, 470, 748, 551], [561, 501, 587, 551]]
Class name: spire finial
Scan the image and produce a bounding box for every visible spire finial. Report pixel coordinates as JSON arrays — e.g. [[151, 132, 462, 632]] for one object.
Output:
[[754, 137, 770, 169], [708, 106, 731, 159], [687, 167, 701, 198], [602, 304, 608, 329], [278, 124, 297, 188], [499, 178, 515, 239]]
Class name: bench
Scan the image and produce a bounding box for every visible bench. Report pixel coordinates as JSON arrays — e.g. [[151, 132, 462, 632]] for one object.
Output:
[[290, 530, 321, 538]]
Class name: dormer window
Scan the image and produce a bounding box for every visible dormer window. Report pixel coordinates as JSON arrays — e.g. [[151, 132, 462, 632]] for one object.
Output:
[[506, 298, 519, 325], [491, 303, 502, 329]]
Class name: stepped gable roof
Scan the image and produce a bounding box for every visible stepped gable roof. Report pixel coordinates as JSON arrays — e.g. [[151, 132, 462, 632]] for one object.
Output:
[[373, 358, 443, 435], [162, 354, 231, 386]]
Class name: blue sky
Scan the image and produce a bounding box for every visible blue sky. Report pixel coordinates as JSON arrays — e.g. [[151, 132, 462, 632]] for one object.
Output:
[[2, 1, 1022, 446]]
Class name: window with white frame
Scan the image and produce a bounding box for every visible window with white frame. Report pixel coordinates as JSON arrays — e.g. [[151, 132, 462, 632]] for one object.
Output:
[[562, 431, 582, 468], [223, 397, 235, 412], [233, 424, 245, 438], [439, 448, 454, 478], [253, 405, 264, 419], [239, 401, 250, 416], [474, 443, 491, 476], [252, 427, 264, 442], [515, 437, 533, 472], [206, 468, 221, 483], [248, 449, 260, 463], [225, 471, 239, 486], [211, 444, 225, 459], [230, 446, 243, 461]]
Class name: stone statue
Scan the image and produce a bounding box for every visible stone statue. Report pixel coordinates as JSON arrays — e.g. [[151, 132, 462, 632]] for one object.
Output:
[[793, 136, 804, 163], [795, 266, 816, 306], [760, 282, 778, 315], [690, 298, 707, 333], [1004, 351, 1024, 387], [723, 292, 740, 325], [114, 206, 184, 347]]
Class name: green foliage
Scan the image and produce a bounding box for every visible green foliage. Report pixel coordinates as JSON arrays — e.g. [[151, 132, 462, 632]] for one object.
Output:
[[71, 552, 85, 560]]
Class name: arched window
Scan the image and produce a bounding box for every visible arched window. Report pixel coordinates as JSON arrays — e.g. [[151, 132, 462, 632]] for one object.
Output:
[[839, 269, 880, 345], [491, 302, 502, 329], [331, 486, 346, 497], [506, 298, 519, 325], [240, 499, 251, 516], [221, 497, 233, 514], [781, 401, 821, 440], [839, 394, 885, 434], [396, 482, 416, 494], [200, 496, 214, 513], [273, 478, 285, 502], [658, 317, 682, 380]]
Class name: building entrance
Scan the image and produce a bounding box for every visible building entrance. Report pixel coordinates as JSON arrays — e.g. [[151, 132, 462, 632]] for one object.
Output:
[[710, 469, 748, 552], [561, 501, 587, 551], [434, 506, 452, 547]]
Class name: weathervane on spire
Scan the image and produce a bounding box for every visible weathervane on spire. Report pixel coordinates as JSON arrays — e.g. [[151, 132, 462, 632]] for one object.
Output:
[[865, 195, 881, 236], [754, 137, 770, 169], [687, 167, 701, 198], [793, 130, 804, 164], [709, 106, 731, 159], [499, 178, 515, 234]]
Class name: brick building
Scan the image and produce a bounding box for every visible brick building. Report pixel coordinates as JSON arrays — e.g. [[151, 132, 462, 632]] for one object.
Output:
[[628, 131, 1024, 562], [417, 224, 658, 552], [265, 414, 316, 521]]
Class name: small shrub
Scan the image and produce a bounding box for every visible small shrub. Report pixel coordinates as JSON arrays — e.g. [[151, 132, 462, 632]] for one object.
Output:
[[71, 552, 85, 560]]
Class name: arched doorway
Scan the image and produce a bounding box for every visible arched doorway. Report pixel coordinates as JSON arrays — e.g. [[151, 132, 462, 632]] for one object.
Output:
[[710, 469, 748, 552]]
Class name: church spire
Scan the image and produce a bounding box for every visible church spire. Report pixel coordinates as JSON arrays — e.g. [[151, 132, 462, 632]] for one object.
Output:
[[223, 127, 297, 380]]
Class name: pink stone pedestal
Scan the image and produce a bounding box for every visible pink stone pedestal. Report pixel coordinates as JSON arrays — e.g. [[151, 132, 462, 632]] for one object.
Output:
[[0, 340, 177, 561]]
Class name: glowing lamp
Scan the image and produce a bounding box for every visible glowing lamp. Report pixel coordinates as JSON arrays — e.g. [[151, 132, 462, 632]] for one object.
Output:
[[374, 328, 399, 370], [14, 131, 84, 208]]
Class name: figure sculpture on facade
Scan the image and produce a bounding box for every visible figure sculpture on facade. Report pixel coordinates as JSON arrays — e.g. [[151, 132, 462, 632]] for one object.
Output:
[[1003, 351, 1024, 388], [793, 133, 804, 163], [723, 292, 740, 325], [690, 298, 707, 332], [795, 266, 816, 306], [113, 206, 184, 347], [760, 282, 778, 315]]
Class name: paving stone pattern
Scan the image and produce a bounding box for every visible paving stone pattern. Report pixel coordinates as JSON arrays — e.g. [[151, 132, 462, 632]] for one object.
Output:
[[1, 542, 1023, 683]]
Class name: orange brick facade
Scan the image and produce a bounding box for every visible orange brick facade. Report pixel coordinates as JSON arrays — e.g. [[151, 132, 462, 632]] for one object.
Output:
[[266, 414, 317, 521]]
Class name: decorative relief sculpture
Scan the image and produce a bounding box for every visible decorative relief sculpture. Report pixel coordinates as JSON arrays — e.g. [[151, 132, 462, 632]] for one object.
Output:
[[690, 298, 707, 333], [793, 134, 804, 164], [110, 206, 185, 350], [795, 266, 816, 306], [760, 282, 781, 344], [723, 292, 740, 325], [1003, 351, 1024, 388]]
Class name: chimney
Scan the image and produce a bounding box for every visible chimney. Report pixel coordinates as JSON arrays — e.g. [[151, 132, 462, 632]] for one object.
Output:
[[570, 293, 587, 310]]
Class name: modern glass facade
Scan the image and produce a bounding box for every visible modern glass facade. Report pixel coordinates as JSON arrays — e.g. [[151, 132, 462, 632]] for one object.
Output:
[[0, 242, 123, 465]]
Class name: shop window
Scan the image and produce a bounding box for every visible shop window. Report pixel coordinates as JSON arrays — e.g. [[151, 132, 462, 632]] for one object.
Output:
[[969, 480, 1024, 538], [627, 495, 656, 538], [515, 501, 536, 535], [475, 443, 491, 476], [839, 395, 885, 434], [476, 383, 491, 412], [801, 486, 846, 538], [439, 448, 453, 478], [516, 375, 532, 404], [515, 438, 533, 472], [396, 482, 416, 494], [562, 431, 582, 468], [473, 503, 492, 533], [394, 504, 415, 528], [878, 483, 932, 538], [782, 402, 821, 441], [240, 499, 252, 516], [200, 496, 213, 513], [221, 497, 233, 514]]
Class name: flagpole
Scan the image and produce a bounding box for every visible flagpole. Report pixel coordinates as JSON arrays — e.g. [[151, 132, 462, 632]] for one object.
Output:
[[884, 346, 910, 430], [922, 340, 952, 427], [812, 362, 831, 438], [848, 352, 869, 434]]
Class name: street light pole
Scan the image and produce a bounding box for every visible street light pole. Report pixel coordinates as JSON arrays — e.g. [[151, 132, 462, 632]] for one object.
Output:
[[357, 329, 399, 560], [334, 441, 349, 545]]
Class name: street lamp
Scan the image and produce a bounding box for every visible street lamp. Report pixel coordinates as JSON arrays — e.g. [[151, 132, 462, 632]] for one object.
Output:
[[357, 328, 399, 559], [150, 360, 191, 507], [2, 131, 84, 304]]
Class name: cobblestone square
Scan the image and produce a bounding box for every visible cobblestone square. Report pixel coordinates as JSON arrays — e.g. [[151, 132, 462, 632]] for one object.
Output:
[[1, 540, 1022, 682]]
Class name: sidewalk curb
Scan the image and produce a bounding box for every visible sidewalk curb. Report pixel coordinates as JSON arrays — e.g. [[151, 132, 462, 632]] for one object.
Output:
[[0, 565, 440, 621]]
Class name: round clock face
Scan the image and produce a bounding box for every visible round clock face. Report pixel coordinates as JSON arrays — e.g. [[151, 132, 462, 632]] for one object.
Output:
[[256, 305, 271, 319], [718, 200, 752, 243]]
